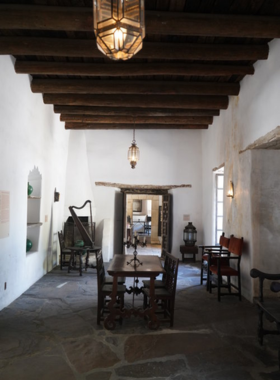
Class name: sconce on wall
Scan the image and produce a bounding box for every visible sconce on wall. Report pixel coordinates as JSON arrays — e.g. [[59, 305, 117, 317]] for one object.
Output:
[[227, 181, 234, 198], [54, 188, 60, 202]]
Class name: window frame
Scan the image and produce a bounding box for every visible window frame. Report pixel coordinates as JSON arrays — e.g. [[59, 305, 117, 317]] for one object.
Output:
[[215, 172, 224, 245]]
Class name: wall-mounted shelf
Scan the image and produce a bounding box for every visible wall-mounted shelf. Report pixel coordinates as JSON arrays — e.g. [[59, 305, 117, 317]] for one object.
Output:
[[27, 168, 42, 253], [27, 222, 43, 228]]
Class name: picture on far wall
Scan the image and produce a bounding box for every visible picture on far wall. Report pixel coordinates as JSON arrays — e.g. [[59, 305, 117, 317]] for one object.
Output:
[[133, 200, 142, 212]]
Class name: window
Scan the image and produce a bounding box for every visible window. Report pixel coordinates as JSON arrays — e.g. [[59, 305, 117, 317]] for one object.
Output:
[[215, 170, 224, 245]]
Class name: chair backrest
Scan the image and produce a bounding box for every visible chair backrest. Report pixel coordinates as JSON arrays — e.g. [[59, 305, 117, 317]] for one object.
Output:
[[228, 236, 243, 256], [164, 253, 179, 296], [58, 231, 65, 250], [96, 251, 105, 292], [219, 233, 230, 250]]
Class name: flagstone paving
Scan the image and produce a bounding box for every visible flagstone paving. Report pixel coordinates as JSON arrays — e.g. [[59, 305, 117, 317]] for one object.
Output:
[[0, 261, 279, 379]]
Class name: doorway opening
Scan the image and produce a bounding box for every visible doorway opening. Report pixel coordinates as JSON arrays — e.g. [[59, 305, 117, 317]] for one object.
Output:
[[125, 194, 163, 256]]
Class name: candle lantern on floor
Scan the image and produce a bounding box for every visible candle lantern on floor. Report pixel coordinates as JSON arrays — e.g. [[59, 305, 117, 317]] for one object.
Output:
[[181, 222, 198, 262]]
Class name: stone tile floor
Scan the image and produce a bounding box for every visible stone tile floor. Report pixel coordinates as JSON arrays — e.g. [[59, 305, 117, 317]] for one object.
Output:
[[0, 260, 280, 380]]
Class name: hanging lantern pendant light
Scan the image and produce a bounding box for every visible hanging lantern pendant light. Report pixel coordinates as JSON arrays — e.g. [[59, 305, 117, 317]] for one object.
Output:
[[93, 0, 145, 61], [128, 129, 140, 169]]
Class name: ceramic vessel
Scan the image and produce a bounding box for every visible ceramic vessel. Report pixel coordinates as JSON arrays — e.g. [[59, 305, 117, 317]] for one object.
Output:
[[26, 239, 32, 252], [27, 182, 33, 196]]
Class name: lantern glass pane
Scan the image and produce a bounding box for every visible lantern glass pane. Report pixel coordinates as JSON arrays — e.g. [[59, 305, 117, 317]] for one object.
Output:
[[94, 0, 145, 60], [128, 145, 139, 161], [124, 0, 140, 22], [98, 0, 112, 23]]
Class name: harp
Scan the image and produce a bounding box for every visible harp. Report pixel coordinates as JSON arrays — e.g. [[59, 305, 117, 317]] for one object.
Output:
[[68, 200, 94, 248]]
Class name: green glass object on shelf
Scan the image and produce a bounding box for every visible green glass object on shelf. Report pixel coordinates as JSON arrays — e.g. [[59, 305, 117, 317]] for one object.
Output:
[[75, 240, 84, 247], [27, 182, 33, 196], [75, 240, 86, 255], [26, 239, 32, 252]]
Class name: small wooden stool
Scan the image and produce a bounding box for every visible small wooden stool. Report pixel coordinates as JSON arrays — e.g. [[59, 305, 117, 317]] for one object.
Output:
[[180, 245, 198, 263]]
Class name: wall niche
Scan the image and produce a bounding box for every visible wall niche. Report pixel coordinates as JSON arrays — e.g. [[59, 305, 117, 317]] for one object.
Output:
[[27, 167, 42, 253]]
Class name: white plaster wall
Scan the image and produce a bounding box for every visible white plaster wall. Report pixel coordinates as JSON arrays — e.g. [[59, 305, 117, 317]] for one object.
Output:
[[64, 130, 96, 221], [250, 150, 280, 296], [85, 129, 203, 260], [201, 39, 280, 300], [0, 56, 69, 310]]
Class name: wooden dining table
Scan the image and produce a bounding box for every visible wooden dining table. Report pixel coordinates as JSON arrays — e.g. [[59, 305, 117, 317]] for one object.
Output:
[[105, 254, 165, 330]]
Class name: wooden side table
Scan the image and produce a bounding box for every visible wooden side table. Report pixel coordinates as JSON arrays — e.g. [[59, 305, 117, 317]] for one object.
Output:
[[180, 245, 198, 263]]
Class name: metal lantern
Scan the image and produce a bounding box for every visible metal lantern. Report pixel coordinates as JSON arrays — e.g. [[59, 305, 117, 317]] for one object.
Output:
[[93, 0, 145, 61], [128, 129, 140, 169], [183, 222, 197, 246]]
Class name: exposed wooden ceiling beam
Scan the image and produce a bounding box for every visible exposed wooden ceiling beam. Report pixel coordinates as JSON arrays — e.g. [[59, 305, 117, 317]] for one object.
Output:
[[64, 122, 209, 130], [60, 114, 213, 125], [0, 37, 269, 61], [32, 79, 239, 96], [15, 61, 255, 77], [44, 94, 229, 109], [1, 5, 280, 38], [54, 106, 220, 117]]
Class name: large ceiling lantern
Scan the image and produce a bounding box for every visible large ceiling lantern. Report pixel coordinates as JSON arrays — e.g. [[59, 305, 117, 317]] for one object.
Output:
[[93, 0, 145, 61]]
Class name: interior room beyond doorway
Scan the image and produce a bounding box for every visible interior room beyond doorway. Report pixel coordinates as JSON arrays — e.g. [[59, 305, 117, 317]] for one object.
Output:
[[126, 194, 162, 249]]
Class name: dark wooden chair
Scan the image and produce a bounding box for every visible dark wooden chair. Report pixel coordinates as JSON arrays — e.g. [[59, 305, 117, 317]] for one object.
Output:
[[58, 231, 72, 270], [142, 249, 168, 289], [209, 236, 243, 301], [96, 253, 126, 325], [250, 268, 280, 367], [142, 253, 179, 327], [199, 232, 231, 290], [98, 250, 126, 285]]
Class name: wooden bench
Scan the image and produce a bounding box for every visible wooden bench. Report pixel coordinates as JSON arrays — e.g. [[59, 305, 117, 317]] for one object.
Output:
[[250, 268, 280, 367]]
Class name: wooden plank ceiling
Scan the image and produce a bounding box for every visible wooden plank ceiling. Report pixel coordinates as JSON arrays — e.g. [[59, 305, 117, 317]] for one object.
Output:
[[0, 0, 280, 130]]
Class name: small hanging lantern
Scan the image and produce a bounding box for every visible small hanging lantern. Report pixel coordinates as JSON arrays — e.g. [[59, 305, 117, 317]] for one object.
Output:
[[93, 0, 145, 61], [183, 222, 197, 246], [128, 129, 140, 169]]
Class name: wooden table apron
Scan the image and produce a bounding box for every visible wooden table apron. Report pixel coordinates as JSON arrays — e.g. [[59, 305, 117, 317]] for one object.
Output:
[[105, 254, 165, 330]]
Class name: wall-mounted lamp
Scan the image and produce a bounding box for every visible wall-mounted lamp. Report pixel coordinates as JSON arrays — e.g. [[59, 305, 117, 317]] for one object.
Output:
[[54, 188, 60, 202], [227, 181, 234, 198]]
